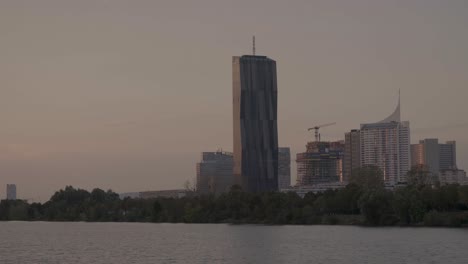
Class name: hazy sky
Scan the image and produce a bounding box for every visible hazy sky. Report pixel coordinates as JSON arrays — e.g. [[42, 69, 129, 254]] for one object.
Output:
[[1, 0, 468, 201]]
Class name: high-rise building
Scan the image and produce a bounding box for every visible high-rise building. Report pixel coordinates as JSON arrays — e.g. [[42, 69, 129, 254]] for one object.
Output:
[[233, 55, 278, 192], [439, 141, 457, 171], [343, 129, 360, 182], [278, 147, 291, 189], [411, 138, 440, 175], [296, 141, 344, 186], [360, 98, 410, 186], [411, 139, 458, 175], [6, 184, 17, 200], [408, 139, 464, 185], [196, 151, 234, 195]]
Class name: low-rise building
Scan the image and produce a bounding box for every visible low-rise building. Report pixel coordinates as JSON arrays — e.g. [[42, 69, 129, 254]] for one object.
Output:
[[139, 189, 189, 199], [281, 182, 347, 197], [438, 169, 468, 185]]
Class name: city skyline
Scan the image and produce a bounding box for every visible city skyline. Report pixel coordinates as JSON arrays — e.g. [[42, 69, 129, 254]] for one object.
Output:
[[1, 0, 468, 201]]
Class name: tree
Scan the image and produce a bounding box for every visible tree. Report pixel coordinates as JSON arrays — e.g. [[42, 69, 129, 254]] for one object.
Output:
[[393, 187, 425, 224], [359, 189, 397, 225], [349, 166, 385, 190], [406, 165, 434, 188]]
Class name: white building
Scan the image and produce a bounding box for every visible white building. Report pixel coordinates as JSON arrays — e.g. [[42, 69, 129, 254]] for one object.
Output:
[[438, 169, 468, 185], [281, 182, 347, 197], [360, 96, 411, 186]]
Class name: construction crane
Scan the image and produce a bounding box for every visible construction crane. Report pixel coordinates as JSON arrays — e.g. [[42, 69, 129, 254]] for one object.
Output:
[[308, 122, 336, 142]]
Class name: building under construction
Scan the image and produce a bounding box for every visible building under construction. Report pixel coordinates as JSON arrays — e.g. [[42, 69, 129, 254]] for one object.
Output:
[[296, 141, 344, 186]]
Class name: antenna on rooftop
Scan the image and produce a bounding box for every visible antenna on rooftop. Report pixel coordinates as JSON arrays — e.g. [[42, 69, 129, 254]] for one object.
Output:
[[253, 35, 256, 55]]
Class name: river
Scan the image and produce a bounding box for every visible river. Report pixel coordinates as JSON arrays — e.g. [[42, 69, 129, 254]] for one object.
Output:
[[0, 222, 466, 264]]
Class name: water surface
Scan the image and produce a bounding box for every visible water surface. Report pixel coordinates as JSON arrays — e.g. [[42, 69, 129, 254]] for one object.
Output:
[[0, 222, 466, 264]]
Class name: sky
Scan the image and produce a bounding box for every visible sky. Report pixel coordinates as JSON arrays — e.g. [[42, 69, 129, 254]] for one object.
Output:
[[1, 0, 468, 202]]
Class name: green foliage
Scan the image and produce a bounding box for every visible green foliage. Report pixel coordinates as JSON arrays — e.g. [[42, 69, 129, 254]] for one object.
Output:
[[406, 165, 435, 188], [359, 189, 397, 225], [349, 166, 384, 190], [423, 211, 468, 227], [1, 182, 468, 227]]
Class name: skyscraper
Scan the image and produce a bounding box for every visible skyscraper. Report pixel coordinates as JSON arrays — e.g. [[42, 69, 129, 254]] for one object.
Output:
[[360, 97, 410, 186], [6, 184, 17, 200], [343, 129, 361, 182], [233, 55, 278, 192], [278, 147, 291, 189]]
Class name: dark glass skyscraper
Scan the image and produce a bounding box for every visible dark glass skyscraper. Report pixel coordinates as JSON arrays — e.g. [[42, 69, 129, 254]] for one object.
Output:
[[232, 55, 278, 192]]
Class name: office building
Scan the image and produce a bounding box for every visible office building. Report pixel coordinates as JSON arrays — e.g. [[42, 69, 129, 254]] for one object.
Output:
[[196, 151, 234, 195], [343, 129, 360, 182], [411, 139, 440, 175], [296, 141, 344, 186], [233, 54, 278, 192], [411, 139, 458, 175], [360, 98, 410, 186], [278, 147, 291, 189], [439, 141, 457, 170], [6, 184, 17, 200]]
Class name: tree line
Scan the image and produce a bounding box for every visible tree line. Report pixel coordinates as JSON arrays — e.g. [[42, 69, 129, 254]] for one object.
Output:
[[1, 166, 468, 226]]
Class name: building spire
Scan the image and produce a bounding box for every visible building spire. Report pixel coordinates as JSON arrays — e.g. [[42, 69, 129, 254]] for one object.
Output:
[[378, 90, 401, 123], [253, 35, 256, 55]]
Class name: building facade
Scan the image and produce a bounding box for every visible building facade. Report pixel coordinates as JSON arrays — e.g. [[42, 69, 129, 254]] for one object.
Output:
[[411, 139, 457, 175], [6, 184, 16, 200], [360, 99, 410, 186], [139, 190, 189, 199], [278, 147, 291, 189], [411, 138, 440, 175], [233, 55, 278, 192], [439, 141, 457, 171], [343, 129, 360, 182], [196, 151, 234, 195], [438, 169, 468, 185], [296, 141, 344, 186]]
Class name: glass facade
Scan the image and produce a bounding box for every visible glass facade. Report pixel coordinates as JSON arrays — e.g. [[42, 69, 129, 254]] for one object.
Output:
[[233, 55, 278, 192]]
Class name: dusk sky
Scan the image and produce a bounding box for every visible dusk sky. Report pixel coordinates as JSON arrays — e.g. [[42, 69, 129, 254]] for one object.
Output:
[[1, 0, 468, 201]]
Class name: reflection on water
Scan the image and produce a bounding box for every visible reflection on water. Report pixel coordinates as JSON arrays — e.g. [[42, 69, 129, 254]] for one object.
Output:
[[0, 222, 467, 264]]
